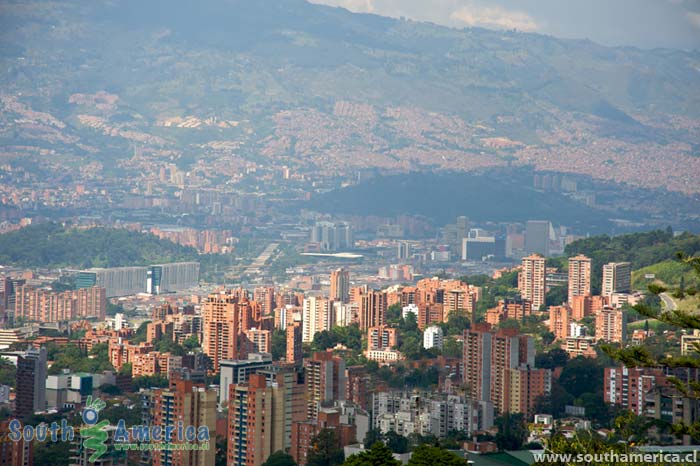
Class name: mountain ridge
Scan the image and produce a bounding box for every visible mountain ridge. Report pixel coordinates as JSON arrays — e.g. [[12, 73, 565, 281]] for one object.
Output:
[[1, 0, 699, 194]]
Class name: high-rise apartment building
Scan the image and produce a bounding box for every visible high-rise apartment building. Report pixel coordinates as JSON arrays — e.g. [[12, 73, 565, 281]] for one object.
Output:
[[227, 374, 286, 466], [151, 380, 217, 466], [595, 307, 627, 343], [286, 321, 303, 365], [567, 255, 591, 305], [518, 255, 546, 310], [15, 285, 106, 322], [509, 367, 552, 419], [423, 325, 444, 350], [302, 297, 334, 343], [366, 325, 398, 351], [604, 367, 663, 416], [462, 324, 535, 415], [304, 352, 346, 420], [253, 286, 276, 316], [602, 262, 632, 297], [329, 269, 350, 303], [359, 290, 387, 330], [549, 305, 573, 341], [219, 353, 273, 406], [242, 328, 271, 356], [14, 346, 47, 419], [202, 291, 242, 373]]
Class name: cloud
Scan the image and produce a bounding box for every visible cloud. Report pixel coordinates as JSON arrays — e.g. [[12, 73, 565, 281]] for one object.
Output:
[[687, 11, 700, 28], [450, 4, 538, 31]]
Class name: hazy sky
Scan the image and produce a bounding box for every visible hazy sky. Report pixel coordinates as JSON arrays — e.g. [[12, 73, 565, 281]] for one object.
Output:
[[311, 0, 700, 50]]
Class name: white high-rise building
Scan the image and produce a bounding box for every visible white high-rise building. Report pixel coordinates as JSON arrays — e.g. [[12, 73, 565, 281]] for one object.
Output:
[[423, 325, 444, 350], [302, 296, 334, 343], [568, 255, 592, 305], [518, 254, 546, 310], [602, 262, 632, 297]]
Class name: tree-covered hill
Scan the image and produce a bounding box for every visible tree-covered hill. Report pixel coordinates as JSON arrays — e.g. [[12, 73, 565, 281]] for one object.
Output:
[[0, 223, 198, 269]]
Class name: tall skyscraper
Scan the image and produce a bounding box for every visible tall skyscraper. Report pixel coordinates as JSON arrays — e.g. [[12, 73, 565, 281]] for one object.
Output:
[[359, 290, 387, 330], [151, 380, 217, 466], [302, 297, 334, 343], [14, 346, 47, 419], [602, 262, 632, 297], [525, 220, 551, 256], [567, 254, 591, 305], [518, 254, 546, 310], [329, 269, 350, 303]]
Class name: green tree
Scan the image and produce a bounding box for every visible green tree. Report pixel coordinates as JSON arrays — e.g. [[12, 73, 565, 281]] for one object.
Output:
[[363, 429, 383, 449], [99, 384, 122, 396], [263, 450, 297, 466], [407, 445, 468, 466], [535, 348, 569, 369], [33, 437, 73, 466], [216, 436, 228, 466], [343, 442, 400, 466], [0, 357, 17, 387], [132, 374, 168, 390], [495, 413, 526, 451], [385, 303, 402, 326], [307, 429, 344, 466], [442, 337, 462, 358], [558, 357, 603, 398], [183, 335, 200, 351], [271, 329, 287, 360], [384, 431, 409, 454]]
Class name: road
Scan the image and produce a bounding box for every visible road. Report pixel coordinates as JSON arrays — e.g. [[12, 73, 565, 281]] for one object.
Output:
[[660, 292, 678, 311], [243, 243, 279, 276]]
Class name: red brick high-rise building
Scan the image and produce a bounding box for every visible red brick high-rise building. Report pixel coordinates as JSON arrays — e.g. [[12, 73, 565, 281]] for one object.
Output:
[[286, 321, 303, 365], [330, 269, 350, 303], [595, 306, 627, 343], [549, 305, 573, 341], [202, 290, 256, 372], [462, 324, 536, 415], [359, 290, 387, 330], [227, 374, 286, 466], [304, 352, 346, 420], [604, 367, 665, 415], [151, 380, 217, 466]]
